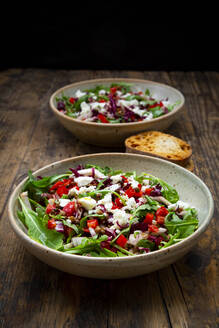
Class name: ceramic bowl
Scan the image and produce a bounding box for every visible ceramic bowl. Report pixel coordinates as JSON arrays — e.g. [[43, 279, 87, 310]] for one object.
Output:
[[8, 153, 214, 279], [49, 78, 185, 147]]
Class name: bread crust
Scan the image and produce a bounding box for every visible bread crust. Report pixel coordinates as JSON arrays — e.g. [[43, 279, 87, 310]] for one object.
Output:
[[125, 131, 192, 166]]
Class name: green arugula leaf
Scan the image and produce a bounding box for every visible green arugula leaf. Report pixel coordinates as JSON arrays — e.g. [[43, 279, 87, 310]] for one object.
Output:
[[145, 88, 150, 96], [17, 210, 26, 226], [62, 220, 79, 234], [148, 106, 164, 118], [124, 95, 144, 101], [64, 235, 108, 255], [166, 100, 181, 112], [132, 197, 159, 218], [85, 164, 122, 176], [145, 174, 179, 203], [18, 197, 63, 250], [23, 171, 70, 202], [107, 118, 122, 123], [113, 244, 133, 256], [110, 82, 132, 93], [163, 209, 198, 244], [137, 239, 155, 250], [84, 85, 110, 94], [74, 94, 90, 110]]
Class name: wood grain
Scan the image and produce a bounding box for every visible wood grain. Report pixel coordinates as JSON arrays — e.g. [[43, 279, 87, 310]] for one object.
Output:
[[0, 69, 218, 328]]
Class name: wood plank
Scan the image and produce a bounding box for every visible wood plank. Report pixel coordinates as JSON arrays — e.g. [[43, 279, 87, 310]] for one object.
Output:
[[107, 275, 171, 328]]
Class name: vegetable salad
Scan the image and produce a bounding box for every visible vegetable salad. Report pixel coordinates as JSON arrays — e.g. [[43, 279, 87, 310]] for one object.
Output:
[[56, 83, 180, 123], [17, 164, 198, 257]]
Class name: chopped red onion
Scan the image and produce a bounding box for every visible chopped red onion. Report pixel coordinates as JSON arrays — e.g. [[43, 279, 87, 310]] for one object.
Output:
[[116, 221, 129, 229], [130, 222, 148, 233], [55, 221, 64, 233], [89, 227, 96, 237], [105, 227, 116, 238]]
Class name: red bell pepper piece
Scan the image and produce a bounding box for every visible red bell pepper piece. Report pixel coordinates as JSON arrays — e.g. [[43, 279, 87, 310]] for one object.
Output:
[[134, 184, 143, 198], [149, 101, 164, 109], [121, 175, 128, 183], [148, 224, 159, 233], [63, 201, 75, 216], [97, 113, 109, 123], [46, 203, 56, 214], [56, 186, 68, 197], [112, 197, 123, 209], [145, 188, 153, 196], [69, 97, 76, 104], [62, 178, 73, 187], [50, 180, 64, 191], [125, 186, 136, 198], [144, 212, 154, 224], [116, 234, 127, 248], [156, 207, 169, 217], [156, 216, 165, 225], [87, 219, 99, 229], [110, 86, 117, 94], [48, 219, 56, 229], [98, 99, 106, 103]]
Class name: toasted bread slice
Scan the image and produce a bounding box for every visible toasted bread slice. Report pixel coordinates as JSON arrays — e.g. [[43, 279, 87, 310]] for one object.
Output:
[[125, 131, 192, 166]]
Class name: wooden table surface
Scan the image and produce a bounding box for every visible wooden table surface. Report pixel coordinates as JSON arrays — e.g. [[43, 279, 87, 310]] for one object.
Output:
[[0, 69, 218, 328]]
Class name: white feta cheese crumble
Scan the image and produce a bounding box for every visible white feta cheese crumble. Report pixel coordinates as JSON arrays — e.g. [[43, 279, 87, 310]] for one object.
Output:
[[110, 174, 122, 184], [144, 112, 153, 121], [168, 200, 190, 211], [66, 219, 72, 224], [97, 193, 112, 211], [111, 209, 130, 229], [117, 99, 139, 108], [78, 101, 91, 119], [124, 197, 137, 210], [121, 93, 131, 98], [68, 187, 79, 197], [75, 89, 86, 98], [128, 176, 139, 189], [98, 89, 106, 95], [129, 106, 146, 117], [78, 168, 107, 179], [59, 199, 71, 207], [90, 102, 106, 111], [74, 176, 94, 187], [116, 90, 122, 96], [78, 185, 96, 194], [78, 197, 97, 210], [105, 183, 120, 192]]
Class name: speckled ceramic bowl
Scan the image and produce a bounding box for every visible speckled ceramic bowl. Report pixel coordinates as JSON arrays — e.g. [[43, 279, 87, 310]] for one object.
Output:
[[49, 78, 185, 147], [8, 153, 214, 279]]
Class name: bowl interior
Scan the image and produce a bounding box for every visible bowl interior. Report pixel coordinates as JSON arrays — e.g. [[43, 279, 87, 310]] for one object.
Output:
[[51, 78, 184, 115], [11, 154, 212, 237]]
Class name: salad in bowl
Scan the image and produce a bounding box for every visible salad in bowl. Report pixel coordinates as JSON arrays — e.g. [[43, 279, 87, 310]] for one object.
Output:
[[49, 78, 185, 146], [17, 164, 198, 257], [56, 82, 180, 124]]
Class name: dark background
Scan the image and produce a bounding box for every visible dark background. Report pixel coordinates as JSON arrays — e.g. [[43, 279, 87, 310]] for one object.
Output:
[[1, 6, 218, 71]]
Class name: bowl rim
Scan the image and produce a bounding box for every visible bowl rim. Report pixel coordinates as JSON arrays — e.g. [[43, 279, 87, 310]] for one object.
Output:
[[49, 78, 185, 127], [8, 153, 214, 263]]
